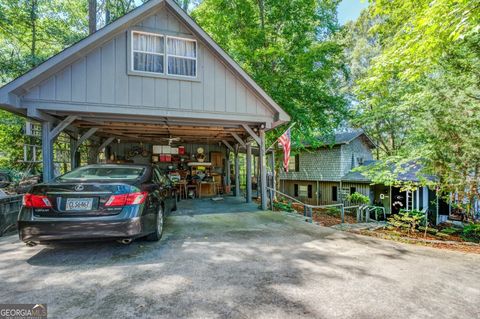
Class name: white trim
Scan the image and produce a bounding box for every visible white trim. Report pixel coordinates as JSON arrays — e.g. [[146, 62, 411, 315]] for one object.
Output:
[[166, 35, 197, 78], [131, 30, 166, 74]]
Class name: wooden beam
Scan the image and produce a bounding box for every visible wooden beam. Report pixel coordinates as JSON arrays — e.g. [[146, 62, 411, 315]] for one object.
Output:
[[42, 122, 54, 182], [222, 140, 234, 151], [259, 129, 267, 210], [246, 142, 252, 203], [235, 145, 240, 197], [97, 137, 115, 153], [231, 132, 246, 147], [50, 115, 77, 140], [242, 124, 260, 145], [74, 127, 98, 150]]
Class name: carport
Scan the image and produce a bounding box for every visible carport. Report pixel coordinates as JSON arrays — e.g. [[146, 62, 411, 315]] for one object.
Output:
[[0, 0, 289, 210]]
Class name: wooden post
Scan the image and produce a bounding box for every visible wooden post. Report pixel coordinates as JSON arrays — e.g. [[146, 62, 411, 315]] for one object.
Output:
[[42, 121, 54, 182], [226, 148, 231, 193], [260, 129, 267, 210], [70, 132, 78, 170], [270, 150, 276, 200], [246, 143, 252, 203], [234, 145, 240, 197]]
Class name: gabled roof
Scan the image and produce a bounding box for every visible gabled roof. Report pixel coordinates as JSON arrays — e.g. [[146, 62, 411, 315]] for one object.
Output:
[[300, 130, 376, 149], [0, 0, 289, 125], [341, 160, 437, 184]]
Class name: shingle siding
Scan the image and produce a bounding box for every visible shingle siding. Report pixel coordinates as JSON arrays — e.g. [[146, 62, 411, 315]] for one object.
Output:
[[279, 134, 375, 205], [279, 146, 342, 181]]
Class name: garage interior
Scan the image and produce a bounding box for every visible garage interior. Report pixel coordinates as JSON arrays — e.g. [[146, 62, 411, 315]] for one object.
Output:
[[37, 114, 269, 207]]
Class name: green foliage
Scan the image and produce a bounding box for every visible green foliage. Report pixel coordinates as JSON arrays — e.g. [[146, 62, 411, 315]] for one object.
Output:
[[0, 0, 89, 85], [388, 210, 425, 234], [325, 207, 341, 217], [344, 0, 480, 220], [462, 223, 480, 243], [0, 111, 27, 169], [346, 192, 369, 204], [273, 200, 294, 212], [192, 0, 348, 146]]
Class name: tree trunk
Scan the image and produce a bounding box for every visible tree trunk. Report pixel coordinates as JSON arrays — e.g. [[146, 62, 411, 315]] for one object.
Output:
[[89, 0, 97, 35], [29, 0, 38, 67], [105, 0, 111, 25]]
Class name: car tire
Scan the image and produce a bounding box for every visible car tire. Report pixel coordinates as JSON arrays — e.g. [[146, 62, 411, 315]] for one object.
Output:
[[146, 206, 164, 241]]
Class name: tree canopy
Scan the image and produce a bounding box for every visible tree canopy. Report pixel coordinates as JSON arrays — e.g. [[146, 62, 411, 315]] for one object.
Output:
[[345, 0, 480, 218], [192, 0, 349, 146]]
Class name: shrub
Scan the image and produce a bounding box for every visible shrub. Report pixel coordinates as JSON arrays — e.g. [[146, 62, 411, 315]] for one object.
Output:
[[274, 201, 294, 212], [388, 210, 426, 234], [346, 192, 370, 205], [462, 223, 480, 243], [325, 207, 341, 217]]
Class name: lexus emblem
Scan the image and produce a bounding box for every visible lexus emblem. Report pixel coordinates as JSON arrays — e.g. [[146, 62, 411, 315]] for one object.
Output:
[[74, 184, 84, 191]]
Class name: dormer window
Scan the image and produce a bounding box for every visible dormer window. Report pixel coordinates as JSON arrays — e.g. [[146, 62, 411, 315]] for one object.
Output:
[[132, 31, 165, 74]]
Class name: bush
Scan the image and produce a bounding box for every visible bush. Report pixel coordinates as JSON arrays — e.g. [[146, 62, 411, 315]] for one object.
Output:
[[346, 192, 370, 205], [388, 210, 426, 234], [274, 201, 294, 212], [462, 223, 480, 243], [325, 207, 341, 217]]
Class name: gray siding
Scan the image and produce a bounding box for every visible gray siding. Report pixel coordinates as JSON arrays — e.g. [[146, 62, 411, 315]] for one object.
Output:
[[339, 137, 373, 177], [279, 146, 342, 182], [20, 7, 274, 121]]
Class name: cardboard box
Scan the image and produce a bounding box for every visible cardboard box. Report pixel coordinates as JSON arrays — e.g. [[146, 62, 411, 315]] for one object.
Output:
[[153, 145, 162, 154], [178, 146, 185, 155], [171, 147, 178, 155]]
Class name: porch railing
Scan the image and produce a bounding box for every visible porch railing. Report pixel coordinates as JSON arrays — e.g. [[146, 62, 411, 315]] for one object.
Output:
[[266, 187, 361, 224]]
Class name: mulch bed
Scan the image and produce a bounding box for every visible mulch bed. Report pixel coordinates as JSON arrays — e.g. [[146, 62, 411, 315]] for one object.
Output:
[[353, 228, 480, 254], [289, 202, 356, 227]]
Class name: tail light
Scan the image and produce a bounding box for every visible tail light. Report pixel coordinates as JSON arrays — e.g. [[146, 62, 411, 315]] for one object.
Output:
[[23, 194, 52, 208], [105, 192, 148, 207]]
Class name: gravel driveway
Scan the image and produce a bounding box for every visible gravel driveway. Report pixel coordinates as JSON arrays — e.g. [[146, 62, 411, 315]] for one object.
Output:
[[0, 197, 479, 319]]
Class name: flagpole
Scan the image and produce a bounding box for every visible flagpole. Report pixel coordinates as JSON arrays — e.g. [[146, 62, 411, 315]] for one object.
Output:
[[266, 122, 296, 152]]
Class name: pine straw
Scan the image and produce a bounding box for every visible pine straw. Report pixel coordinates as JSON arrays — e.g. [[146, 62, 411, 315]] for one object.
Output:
[[353, 229, 480, 254]]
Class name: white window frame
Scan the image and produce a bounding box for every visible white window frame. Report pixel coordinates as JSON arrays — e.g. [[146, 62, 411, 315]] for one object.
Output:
[[166, 35, 197, 78], [131, 30, 165, 75]]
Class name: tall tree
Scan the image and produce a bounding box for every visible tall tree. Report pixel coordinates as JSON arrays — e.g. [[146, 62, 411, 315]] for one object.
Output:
[[89, 0, 97, 34], [346, 0, 480, 219], [192, 0, 348, 146]]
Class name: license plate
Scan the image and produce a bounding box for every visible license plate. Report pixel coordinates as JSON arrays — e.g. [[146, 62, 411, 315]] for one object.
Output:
[[65, 198, 93, 211]]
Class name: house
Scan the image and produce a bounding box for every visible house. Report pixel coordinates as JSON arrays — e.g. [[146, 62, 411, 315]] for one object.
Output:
[[279, 132, 452, 223], [0, 0, 290, 210], [279, 131, 375, 206]]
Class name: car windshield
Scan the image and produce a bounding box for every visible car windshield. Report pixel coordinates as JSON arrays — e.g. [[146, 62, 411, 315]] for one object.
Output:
[[57, 166, 146, 181]]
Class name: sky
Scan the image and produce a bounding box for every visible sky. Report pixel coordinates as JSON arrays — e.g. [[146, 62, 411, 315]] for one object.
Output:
[[337, 0, 369, 25]]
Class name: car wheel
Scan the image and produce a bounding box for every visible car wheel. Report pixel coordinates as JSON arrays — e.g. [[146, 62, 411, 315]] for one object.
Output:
[[146, 206, 164, 241]]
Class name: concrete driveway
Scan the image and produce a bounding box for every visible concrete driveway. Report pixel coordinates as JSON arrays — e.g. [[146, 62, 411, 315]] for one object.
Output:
[[0, 197, 479, 319]]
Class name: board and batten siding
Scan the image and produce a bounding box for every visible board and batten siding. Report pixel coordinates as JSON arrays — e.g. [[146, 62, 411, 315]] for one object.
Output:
[[20, 7, 273, 121]]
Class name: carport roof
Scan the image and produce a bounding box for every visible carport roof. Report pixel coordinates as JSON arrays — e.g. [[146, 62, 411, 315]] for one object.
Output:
[[0, 0, 290, 126]]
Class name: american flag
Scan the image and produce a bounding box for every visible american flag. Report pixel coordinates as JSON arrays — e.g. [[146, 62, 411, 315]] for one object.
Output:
[[278, 128, 291, 172]]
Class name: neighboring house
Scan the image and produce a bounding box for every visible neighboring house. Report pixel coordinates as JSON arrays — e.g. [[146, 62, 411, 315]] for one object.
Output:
[[279, 131, 375, 206], [279, 132, 451, 223]]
